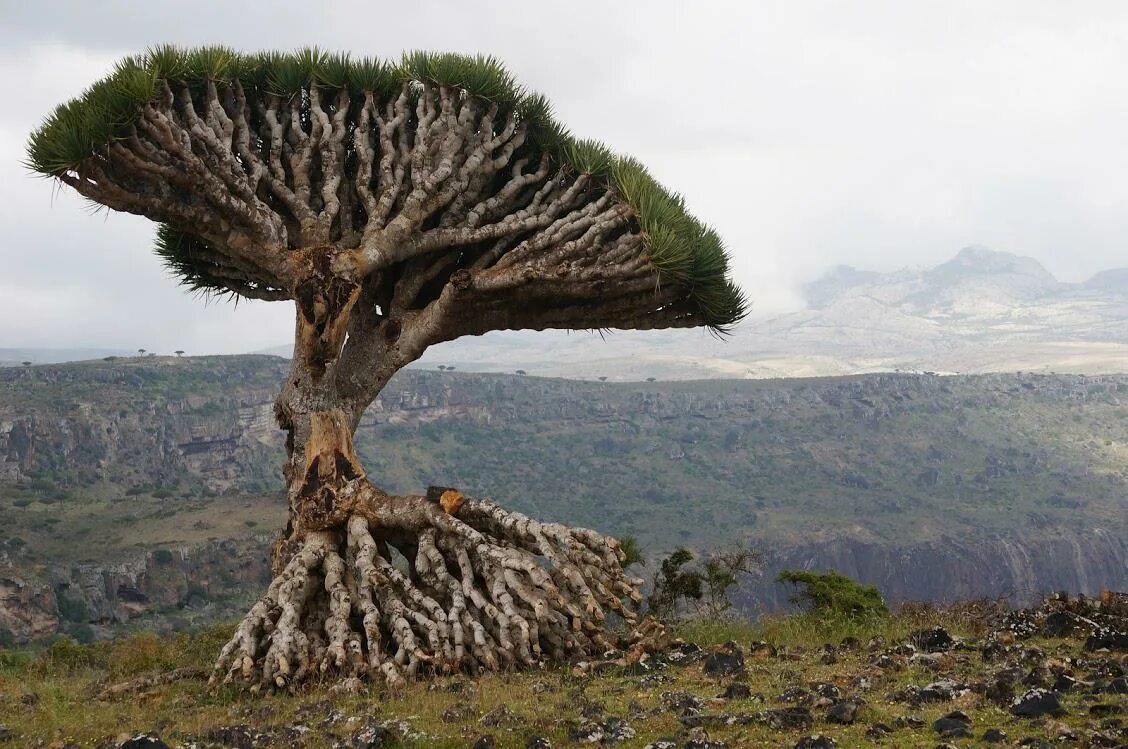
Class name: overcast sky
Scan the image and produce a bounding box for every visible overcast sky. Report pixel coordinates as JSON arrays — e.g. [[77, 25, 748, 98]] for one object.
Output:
[[2, 1, 1127, 354]]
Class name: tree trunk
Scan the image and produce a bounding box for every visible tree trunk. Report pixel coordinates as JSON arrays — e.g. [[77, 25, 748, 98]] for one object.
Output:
[[211, 271, 652, 690]]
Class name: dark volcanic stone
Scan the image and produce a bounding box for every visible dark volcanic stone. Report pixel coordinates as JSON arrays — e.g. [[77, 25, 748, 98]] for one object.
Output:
[[525, 737, 552, 749], [346, 724, 395, 748], [719, 683, 752, 700], [472, 735, 496, 749], [932, 711, 972, 739], [206, 725, 258, 748], [778, 685, 812, 704], [642, 741, 677, 749], [703, 641, 745, 677], [662, 691, 705, 713], [763, 707, 813, 731], [1090, 703, 1123, 716], [893, 715, 925, 729], [910, 626, 956, 652], [864, 723, 892, 739], [1041, 611, 1082, 638], [1086, 629, 1128, 652], [120, 736, 169, 749], [919, 680, 962, 702], [794, 736, 836, 749], [982, 728, 1008, 743], [810, 682, 841, 700], [1106, 676, 1128, 693], [1010, 689, 1066, 718], [826, 701, 858, 725], [0, 725, 11, 743], [1052, 673, 1078, 692]]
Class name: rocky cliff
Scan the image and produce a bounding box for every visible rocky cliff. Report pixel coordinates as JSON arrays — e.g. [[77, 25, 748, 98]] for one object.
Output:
[[1, 357, 1125, 642]]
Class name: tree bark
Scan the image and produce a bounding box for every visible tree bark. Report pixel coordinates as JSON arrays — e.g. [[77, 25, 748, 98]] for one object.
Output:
[[211, 254, 652, 690]]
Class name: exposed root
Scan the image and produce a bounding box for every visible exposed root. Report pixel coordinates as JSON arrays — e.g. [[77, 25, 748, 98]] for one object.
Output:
[[210, 492, 651, 690]]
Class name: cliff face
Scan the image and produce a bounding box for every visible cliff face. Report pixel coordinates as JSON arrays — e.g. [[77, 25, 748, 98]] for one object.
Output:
[[746, 527, 1128, 613], [1, 357, 1125, 642]]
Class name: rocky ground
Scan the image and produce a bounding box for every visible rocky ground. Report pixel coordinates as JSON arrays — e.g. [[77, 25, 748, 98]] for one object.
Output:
[[0, 593, 1123, 748]]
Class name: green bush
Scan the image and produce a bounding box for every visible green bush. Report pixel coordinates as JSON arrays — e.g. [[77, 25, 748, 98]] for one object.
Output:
[[777, 569, 888, 619], [153, 549, 175, 564]]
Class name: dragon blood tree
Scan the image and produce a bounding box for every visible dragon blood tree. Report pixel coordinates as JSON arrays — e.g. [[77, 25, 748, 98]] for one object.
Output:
[[27, 47, 745, 689]]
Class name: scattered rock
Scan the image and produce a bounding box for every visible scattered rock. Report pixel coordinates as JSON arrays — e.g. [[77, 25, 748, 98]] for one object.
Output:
[[480, 706, 522, 727], [642, 741, 678, 749], [119, 736, 168, 749], [864, 723, 892, 739], [932, 710, 972, 739], [683, 726, 727, 749], [719, 683, 751, 700], [0, 726, 11, 743], [1090, 703, 1123, 717], [893, 715, 925, 729], [762, 707, 814, 731], [777, 685, 811, 704], [702, 642, 745, 677], [524, 737, 552, 749], [1105, 675, 1128, 693], [471, 735, 496, 749], [794, 735, 836, 748], [1085, 629, 1128, 652], [919, 679, 965, 702], [662, 691, 705, 713], [1042, 611, 1084, 638], [1010, 689, 1066, 718], [982, 728, 1007, 743], [567, 717, 635, 745], [826, 701, 858, 725], [441, 704, 479, 723], [910, 626, 956, 652]]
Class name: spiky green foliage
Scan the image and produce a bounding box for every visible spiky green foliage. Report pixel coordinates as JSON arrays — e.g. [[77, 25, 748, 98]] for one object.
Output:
[[154, 225, 285, 300], [26, 46, 746, 329]]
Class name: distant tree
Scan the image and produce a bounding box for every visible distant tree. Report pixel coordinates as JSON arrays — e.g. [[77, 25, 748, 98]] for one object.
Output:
[[646, 548, 702, 621], [646, 546, 758, 621], [777, 570, 888, 619], [598, 376, 608, 382], [28, 47, 745, 689], [446, 365, 456, 371], [515, 369, 527, 376], [21, 361, 31, 367], [174, 350, 185, 357], [437, 365, 447, 370], [646, 376, 656, 382], [698, 548, 760, 619], [137, 349, 146, 357]]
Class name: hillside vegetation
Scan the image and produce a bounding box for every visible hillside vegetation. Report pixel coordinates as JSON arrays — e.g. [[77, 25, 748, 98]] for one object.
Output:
[[0, 357, 1125, 641]]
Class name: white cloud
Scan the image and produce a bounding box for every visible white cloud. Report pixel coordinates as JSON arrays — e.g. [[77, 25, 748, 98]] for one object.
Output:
[[2, 1, 1127, 351]]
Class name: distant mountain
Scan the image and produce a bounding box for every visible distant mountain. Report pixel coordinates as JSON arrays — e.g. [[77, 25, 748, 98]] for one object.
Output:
[[31, 248, 1128, 380], [1085, 267, 1128, 294]]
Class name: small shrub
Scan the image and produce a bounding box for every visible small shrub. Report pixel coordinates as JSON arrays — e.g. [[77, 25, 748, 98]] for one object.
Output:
[[777, 569, 888, 619], [153, 549, 175, 565], [38, 635, 104, 671], [646, 548, 703, 621], [618, 536, 643, 567], [63, 621, 96, 644]]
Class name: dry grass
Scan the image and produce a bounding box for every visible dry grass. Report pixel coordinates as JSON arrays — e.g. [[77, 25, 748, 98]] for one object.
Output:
[[0, 609, 1120, 748]]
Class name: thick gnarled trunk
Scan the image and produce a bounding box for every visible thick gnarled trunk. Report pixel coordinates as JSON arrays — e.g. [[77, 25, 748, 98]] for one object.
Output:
[[211, 287, 651, 691]]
